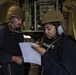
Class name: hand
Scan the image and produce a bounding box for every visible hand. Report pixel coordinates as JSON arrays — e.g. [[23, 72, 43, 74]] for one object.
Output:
[[12, 56, 23, 65], [31, 46, 46, 55], [34, 40, 42, 46]]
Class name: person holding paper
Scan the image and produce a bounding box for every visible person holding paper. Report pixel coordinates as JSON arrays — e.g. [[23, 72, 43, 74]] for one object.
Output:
[[0, 5, 30, 75], [32, 10, 76, 75]]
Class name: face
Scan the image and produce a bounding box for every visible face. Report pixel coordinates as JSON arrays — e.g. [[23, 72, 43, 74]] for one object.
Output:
[[10, 17, 23, 29], [44, 23, 57, 39]]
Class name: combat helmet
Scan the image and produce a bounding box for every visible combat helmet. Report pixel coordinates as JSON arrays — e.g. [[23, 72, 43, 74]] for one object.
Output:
[[42, 10, 66, 26], [6, 5, 25, 21]]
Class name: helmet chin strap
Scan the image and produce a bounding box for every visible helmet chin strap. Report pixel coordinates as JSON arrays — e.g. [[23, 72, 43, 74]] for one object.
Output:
[[8, 24, 22, 34], [7, 16, 14, 24], [8, 18, 16, 30]]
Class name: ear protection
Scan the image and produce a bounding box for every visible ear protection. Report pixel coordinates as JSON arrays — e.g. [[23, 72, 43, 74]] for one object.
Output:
[[9, 17, 14, 23], [57, 25, 64, 35], [11, 18, 14, 23]]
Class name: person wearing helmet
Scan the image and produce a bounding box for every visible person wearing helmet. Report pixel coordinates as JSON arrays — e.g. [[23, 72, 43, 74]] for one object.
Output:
[[0, 5, 25, 75], [32, 10, 76, 75]]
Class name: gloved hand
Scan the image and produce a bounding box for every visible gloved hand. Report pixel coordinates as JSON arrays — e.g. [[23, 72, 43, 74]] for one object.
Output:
[[31, 45, 46, 55]]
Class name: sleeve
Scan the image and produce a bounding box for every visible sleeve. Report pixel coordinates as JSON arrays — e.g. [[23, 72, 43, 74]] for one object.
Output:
[[0, 26, 5, 49], [0, 52, 12, 63], [42, 39, 76, 75], [0, 27, 12, 63]]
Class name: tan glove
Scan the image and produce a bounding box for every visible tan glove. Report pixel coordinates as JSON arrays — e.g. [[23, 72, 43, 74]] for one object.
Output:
[[31, 45, 46, 55]]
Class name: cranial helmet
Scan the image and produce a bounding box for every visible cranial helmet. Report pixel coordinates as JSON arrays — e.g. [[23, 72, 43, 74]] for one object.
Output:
[[42, 10, 66, 26], [42, 10, 67, 35], [6, 5, 25, 21]]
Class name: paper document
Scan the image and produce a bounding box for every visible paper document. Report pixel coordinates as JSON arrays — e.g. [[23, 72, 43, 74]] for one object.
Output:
[[19, 42, 41, 65]]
